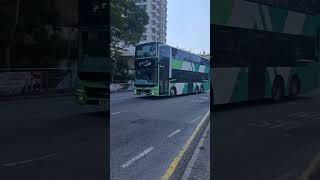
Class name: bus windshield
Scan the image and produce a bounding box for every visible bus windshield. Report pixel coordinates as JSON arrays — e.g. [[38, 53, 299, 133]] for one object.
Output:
[[134, 58, 158, 86], [135, 42, 157, 58]]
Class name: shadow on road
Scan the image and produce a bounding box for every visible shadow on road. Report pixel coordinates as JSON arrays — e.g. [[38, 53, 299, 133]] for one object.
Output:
[[80, 111, 108, 118], [137, 92, 208, 100], [212, 96, 312, 112]]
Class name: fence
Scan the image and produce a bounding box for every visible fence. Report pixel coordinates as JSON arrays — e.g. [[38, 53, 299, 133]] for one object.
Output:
[[0, 68, 76, 97], [110, 82, 134, 92]]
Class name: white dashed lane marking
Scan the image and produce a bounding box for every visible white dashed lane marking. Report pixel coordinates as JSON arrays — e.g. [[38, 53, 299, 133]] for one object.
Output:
[[189, 115, 203, 124], [168, 129, 181, 138], [121, 147, 154, 168], [2, 153, 56, 167], [111, 110, 128, 115], [288, 112, 307, 117]]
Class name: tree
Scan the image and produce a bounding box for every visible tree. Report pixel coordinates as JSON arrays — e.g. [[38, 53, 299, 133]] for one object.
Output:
[[0, 0, 20, 68], [110, 0, 149, 82], [0, 0, 61, 68]]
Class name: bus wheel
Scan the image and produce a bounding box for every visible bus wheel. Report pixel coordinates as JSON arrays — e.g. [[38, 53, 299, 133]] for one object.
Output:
[[272, 78, 284, 101], [170, 87, 176, 97], [195, 86, 199, 94], [289, 77, 300, 97], [200, 85, 204, 93]]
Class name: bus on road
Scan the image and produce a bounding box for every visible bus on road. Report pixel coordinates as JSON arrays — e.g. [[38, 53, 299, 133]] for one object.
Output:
[[75, 26, 110, 106], [134, 42, 210, 97], [211, 0, 320, 105]]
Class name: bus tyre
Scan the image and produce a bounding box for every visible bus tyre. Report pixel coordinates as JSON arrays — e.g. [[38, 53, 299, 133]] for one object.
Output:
[[170, 87, 176, 97], [289, 77, 300, 98], [272, 78, 284, 101], [195, 86, 199, 94], [200, 85, 204, 93]]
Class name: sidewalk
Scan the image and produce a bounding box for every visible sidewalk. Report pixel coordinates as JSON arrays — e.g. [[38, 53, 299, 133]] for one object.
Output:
[[0, 91, 73, 101], [182, 122, 210, 180]]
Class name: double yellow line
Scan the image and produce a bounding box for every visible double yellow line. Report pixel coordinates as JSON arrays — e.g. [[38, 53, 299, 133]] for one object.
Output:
[[161, 110, 210, 180]]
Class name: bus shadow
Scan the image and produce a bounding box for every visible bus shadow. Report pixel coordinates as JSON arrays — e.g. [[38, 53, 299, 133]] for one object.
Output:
[[212, 96, 312, 112], [80, 111, 108, 118], [137, 92, 207, 100]]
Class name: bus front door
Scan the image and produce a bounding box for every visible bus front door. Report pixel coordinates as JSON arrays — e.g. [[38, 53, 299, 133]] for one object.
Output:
[[159, 66, 168, 95]]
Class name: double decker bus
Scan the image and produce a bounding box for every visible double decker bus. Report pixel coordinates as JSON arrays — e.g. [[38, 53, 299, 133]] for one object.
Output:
[[211, 0, 320, 105], [134, 42, 210, 97], [75, 26, 109, 106], [75, 0, 109, 107]]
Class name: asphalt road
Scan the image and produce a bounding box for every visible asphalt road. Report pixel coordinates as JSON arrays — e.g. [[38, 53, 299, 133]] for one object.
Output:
[[213, 90, 320, 180], [0, 96, 108, 180], [110, 92, 210, 180]]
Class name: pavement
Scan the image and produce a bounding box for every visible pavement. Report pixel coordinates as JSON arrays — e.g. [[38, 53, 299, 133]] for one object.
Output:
[[0, 91, 73, 101], [181, 121, 210, 180], [110, 91, 210, 180]]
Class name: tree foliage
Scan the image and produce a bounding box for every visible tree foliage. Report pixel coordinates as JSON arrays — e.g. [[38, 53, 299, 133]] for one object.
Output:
[[110, 0, 149, 81], [110, 0, 149, 51]]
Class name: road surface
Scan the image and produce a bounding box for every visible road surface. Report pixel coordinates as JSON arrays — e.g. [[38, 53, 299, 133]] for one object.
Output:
[[0, 96, 108, 180], [213, 90, 320, 180], [110, 92, 210, 180]]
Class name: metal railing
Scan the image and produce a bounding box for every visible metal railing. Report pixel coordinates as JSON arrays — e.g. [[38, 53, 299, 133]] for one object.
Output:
[[0, 68, 76, 96]]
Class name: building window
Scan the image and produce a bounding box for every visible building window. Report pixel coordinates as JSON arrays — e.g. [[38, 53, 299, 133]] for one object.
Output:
[[141, 35, 147, 41]]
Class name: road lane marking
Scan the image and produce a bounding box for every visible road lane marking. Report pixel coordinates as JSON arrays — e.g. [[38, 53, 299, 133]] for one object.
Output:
[[189, 115, 203, 124], [200, 97, 208, 99], [298, 150, 320, 180], [2, 153, 56, 167], [168, 129, 181, 138], [181, 122, 210, 180], [269, 122, 290, 129], [161, 110, 210, 180], [288, 112, 306, 117], [121, 147, 154, 168], [191, 100, 202, 103], [111, 110, 128, 115], [296, 112, 315, 118]]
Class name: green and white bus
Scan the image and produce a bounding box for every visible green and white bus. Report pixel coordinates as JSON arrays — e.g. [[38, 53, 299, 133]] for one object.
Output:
[[75, 26, 110, 106], [211, 0, 320, 105], [133, 42, 210, 97]]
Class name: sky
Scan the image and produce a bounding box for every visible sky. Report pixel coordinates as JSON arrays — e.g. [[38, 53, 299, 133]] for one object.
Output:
[[166, 0, 210, 54]]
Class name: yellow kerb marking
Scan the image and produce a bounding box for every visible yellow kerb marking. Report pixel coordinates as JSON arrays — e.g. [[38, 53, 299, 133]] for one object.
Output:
[[298, 150, 320, 180], [160, 110, 210, 180]]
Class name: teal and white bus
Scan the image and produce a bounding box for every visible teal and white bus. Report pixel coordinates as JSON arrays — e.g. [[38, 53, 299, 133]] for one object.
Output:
[[211, 0, 320, 105], [134, 42, 210, 97]]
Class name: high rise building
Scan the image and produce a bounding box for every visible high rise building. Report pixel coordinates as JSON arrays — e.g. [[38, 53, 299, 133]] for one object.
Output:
[[135, 0, 167, 43], [122, 0, 167, 56]]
